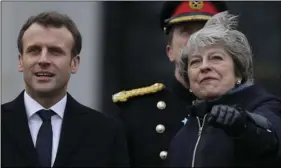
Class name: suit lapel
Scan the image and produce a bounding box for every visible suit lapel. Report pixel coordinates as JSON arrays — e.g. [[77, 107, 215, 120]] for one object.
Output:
[[3, 91, 40, 166], [53, 93, 88, 167]]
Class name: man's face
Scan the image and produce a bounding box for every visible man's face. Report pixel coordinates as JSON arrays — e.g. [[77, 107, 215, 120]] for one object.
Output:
[[18, 23, 80, 96], [166, 22, 205, 65]]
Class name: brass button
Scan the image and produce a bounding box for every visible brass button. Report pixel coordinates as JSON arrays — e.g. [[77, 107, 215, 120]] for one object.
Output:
[[157, 101, 166, 110], [156, 124, 165, 133], [159, 151, 168, 160]]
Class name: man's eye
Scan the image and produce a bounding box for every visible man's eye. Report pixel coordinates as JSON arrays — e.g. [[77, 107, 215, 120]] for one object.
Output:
[[27, 48, 41, 54], [49, 48, 63, 56]]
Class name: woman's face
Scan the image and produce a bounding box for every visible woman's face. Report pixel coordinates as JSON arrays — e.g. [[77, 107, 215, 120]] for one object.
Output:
[[187, 45, 241, 100]]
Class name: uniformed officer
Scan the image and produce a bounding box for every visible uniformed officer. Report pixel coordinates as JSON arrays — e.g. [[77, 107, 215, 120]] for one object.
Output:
[[112, 1, 228, 167]]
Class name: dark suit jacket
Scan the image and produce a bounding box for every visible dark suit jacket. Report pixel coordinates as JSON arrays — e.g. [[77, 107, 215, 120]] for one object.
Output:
[[1, 91, 130, 167]]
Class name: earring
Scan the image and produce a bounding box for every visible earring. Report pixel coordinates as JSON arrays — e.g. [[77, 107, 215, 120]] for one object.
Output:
[[189, 88, 192, 93], [236, 80, 241, 85]]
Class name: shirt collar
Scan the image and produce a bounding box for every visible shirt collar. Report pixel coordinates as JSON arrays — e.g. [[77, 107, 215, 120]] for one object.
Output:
[[24, 91, 67, 119]]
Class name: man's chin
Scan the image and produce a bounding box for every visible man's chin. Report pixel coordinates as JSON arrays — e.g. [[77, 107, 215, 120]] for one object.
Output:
[[33, 87, 58, 97]]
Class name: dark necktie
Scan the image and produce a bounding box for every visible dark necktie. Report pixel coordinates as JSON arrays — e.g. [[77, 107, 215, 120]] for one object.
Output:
[[36, 109, 55, 167]]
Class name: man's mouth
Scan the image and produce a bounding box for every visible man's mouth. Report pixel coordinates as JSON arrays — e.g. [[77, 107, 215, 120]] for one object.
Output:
[[35, 72, 55, 77]]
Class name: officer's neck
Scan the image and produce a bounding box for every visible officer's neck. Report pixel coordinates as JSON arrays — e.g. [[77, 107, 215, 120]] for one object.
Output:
[[174, 68, 188, 89]]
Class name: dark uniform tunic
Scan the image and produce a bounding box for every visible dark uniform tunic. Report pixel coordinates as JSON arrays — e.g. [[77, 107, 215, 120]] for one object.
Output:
[[113, 79, 195, 166]]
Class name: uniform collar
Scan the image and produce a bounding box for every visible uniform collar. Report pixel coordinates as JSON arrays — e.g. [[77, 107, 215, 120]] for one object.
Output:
[[167, 77, 196, 103]]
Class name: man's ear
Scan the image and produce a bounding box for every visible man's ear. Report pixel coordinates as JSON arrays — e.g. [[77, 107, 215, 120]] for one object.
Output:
[[166, 44, 175, 62], [18, 55, 24, 72], [71, 55, 80, 74]]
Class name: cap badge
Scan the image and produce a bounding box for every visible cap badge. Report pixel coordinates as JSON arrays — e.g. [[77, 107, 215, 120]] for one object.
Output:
[[189, 0, 204, 10]]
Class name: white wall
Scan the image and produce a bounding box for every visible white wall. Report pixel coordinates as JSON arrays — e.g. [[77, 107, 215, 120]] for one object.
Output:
[[1, 1, 103, 111]]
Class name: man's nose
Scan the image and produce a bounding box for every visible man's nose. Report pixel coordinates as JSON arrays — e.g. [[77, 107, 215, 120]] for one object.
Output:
[[38, 49, 51, 66]]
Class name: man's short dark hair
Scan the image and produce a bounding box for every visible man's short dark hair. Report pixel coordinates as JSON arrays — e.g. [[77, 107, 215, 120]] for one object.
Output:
[[167, 21, 206, 45], [17, 11, 82, 56]]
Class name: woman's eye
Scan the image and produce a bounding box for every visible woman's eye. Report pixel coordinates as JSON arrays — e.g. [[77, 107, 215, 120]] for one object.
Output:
[[212, 55, 223, 60], [190, 59, 200, 66]]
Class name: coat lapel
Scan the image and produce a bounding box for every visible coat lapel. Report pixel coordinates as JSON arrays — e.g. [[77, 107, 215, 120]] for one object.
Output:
[[2, 91, 40, 166], [53, 93, 89, 167]]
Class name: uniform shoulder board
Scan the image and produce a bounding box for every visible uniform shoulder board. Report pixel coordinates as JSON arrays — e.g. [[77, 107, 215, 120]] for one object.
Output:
[[112, 83, 166, 103]]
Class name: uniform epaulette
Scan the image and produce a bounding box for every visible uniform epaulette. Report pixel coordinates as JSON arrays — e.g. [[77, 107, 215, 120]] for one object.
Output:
[[112, 83, 166, 103]]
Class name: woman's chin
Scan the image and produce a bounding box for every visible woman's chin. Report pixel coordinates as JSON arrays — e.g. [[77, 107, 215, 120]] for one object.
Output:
[[197, 90, 222, 100]]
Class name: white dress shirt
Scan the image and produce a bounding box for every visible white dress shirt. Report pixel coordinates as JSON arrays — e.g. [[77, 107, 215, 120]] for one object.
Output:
[[24, 91, 66, 167]]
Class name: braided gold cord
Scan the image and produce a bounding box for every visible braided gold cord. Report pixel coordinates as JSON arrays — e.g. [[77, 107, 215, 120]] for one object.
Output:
[[112, 83, 165, 103]]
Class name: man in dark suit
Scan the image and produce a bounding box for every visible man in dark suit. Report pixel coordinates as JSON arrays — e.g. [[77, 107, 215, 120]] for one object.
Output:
[[1, 11, 129, 167], [112, 1, 227, 167]]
